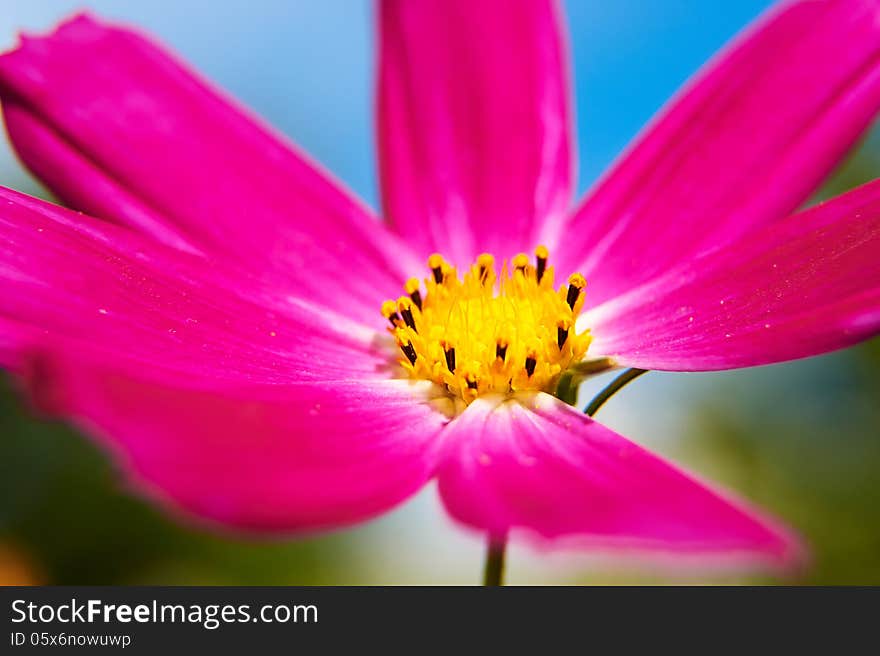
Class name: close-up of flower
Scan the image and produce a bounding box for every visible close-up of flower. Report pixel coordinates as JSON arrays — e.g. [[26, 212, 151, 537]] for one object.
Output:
[[1, 0, 879, 586]]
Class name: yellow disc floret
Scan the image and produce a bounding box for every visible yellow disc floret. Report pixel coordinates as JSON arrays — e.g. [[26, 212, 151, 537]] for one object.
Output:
[[380, 246, 592, 405]]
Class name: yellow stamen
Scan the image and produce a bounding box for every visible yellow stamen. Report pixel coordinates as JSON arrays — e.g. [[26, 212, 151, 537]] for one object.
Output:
[[381, 250, 593, 405], [381, 299, 397, 317], [512, 252, 530, 271], [381, 299, 402, 327], [427, 253, 450, 284], [405, 277, 423, 310], [404, 277, 421, 294], [566, 273, 587, 310]]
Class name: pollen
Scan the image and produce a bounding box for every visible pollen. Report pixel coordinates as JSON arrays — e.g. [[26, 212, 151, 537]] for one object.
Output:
[[381, 247, 592, 405]]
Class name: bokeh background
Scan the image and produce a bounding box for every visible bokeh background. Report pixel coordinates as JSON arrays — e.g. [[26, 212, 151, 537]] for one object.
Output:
[[1, 0, 878, 585]]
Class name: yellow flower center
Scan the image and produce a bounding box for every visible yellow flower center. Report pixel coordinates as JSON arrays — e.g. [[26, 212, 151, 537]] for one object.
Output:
[[381, 246, 592, 405]]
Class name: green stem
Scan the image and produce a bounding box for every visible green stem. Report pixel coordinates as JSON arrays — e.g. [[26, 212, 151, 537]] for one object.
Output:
[[555, 371, 578, 406], [482, 534, 507, 586], [584, 368, 648, 417]]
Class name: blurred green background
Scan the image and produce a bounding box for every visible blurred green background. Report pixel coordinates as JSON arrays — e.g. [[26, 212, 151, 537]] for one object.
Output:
[[1, 1, 878, 584]]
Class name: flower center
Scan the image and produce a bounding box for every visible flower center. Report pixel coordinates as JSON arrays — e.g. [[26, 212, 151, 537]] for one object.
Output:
[[381, 246, 592, 405]]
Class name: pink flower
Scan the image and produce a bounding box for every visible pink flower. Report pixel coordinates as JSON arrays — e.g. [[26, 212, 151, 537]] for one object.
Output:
[[1, 0, 879, 572]]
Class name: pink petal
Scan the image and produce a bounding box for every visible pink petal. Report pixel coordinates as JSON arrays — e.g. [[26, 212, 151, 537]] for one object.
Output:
[[0, 316, 27, 369], [20, 344, 447, 532], [1, 187, 447, 532], [555, 0, 880, 306], [2, 100, 200, 255], [589, 179, 880, 371], [0, 14, 417, 324], [0, 186, 390, 384], [377, 0, 573, 264], [437, 393, 801, 565]]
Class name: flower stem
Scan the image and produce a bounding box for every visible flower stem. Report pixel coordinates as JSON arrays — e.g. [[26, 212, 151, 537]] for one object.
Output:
[[482, 533, 507, 586], [584, 368, 648, 416]]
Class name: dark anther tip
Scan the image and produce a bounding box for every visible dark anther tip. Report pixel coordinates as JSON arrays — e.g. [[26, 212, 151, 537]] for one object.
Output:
[[444, 347, 456, 372], [401, 308, 417, 332], [536, 259, 547, 283], [400, 342, 417, 365], [566, 284, 581, 309], [557, 326, 569, 349]]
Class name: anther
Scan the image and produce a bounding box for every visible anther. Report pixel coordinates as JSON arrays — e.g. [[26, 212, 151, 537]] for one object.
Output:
[[566, 273, 586, 309], [535, 245, 549, 282], [477, 253, 495, 283], [400, 341, 417, 365], [513, 252, 529, 275], [557, 327, 569, 348], [496, 335, 509, 362], [381, 299, 402, 327], [397, 297, 417, 331], [444, 345, 456, 372], [524, 355, 537, 377], [405, 278, 423, 311], [428, 254, 445, 283]]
